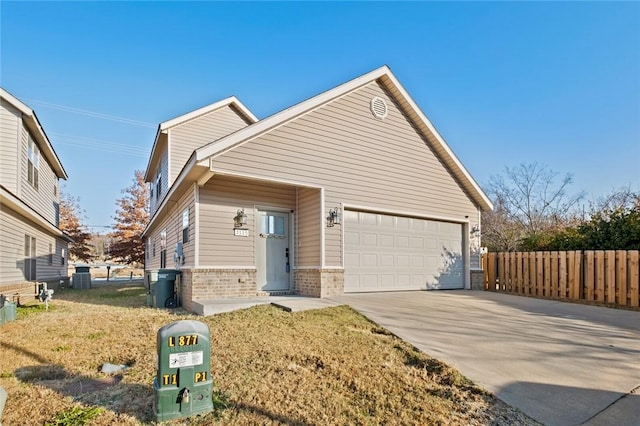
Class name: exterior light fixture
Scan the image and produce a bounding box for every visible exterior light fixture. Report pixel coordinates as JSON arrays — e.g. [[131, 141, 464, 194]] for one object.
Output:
[[234, 208, 247, 228], [326, 207, 341, 227], [470, 225, 480, 236]]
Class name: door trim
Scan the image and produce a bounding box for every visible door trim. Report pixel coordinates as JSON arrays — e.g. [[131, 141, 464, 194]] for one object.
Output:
[[254, 207, 294, 292]]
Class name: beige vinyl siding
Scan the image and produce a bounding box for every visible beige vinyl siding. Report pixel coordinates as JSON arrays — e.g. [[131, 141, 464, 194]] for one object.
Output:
[[145, 233, 160, 270], [0, 100, 20, 193], [146, 186, 195, 270], [211, 81, 480, 267], [151, 147, 169, 216], [324, 195, 343, 266], [0, 204, 67, 285], [18, 128, 59, 225], [199, 176, 295, 267], [296, 187, 321, 267], [169, 106, 252, 185]]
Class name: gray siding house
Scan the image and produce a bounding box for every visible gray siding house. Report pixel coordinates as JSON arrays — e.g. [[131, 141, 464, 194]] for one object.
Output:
[[0, 88, 71, 296], [143, 66, 492, 312]]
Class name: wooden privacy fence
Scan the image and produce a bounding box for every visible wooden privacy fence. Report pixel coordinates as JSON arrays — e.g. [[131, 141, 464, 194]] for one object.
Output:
[[483, 251, 640, 308]]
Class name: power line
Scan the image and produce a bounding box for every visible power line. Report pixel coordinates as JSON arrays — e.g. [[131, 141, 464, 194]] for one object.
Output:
[[24, 98, 156, 128], [51, 132, 150, 157]]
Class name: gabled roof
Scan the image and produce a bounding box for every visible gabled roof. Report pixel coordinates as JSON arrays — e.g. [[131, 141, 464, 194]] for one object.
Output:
[[143, 96, 257, 181], [195, 65, 493, 211], [0, 88, 68, 179]]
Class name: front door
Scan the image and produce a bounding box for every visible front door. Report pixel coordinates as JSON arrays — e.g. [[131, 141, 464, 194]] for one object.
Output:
[[256, 210, 291, 292]]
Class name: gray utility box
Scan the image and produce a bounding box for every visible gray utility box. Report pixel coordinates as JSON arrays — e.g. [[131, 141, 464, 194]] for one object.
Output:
[[72, 265, 92, 289], [0, 296, 17, 325], [146, 269, 181, 309]]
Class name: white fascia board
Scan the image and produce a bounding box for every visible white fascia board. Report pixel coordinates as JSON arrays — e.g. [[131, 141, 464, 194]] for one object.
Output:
[[381, 73, 494, 212], [1, 88, 68, 180], [143, 126, 164, 182], [196, 66, 391, 162], [160, 96, 258, 130], [0, 186, 73, 242]]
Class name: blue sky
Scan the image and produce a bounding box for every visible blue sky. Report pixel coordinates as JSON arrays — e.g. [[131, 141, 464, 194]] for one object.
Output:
[[1, 2, 638, 230]]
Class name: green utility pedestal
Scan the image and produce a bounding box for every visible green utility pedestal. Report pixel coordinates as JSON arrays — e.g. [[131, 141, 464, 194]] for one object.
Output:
[[153, 320, 213, 422]]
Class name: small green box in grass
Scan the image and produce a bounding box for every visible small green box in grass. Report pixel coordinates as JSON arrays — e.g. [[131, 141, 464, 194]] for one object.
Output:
[[0, 301, 17, 325], [153, 320, 213, 422]]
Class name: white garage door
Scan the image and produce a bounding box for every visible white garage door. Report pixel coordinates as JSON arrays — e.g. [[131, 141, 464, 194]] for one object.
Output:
[[344, 210, 464, 292]]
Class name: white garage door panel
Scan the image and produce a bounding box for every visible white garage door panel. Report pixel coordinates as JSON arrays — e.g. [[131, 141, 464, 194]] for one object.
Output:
[[344, 211, 464, 292]]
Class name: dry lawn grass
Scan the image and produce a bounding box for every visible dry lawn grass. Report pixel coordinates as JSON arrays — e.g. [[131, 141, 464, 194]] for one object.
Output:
[[0, 284, 536, 425]]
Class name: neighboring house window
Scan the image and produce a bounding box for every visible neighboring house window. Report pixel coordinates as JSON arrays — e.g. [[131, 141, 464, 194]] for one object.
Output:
[[27, 137, 40, 189], [153, 240, 156, 257], [53, 178, 58, 197], [48, 243, 53, 265], [24, 234, 36, 280], [61, 248, 66, 266], [182, 209, 189, 243], [160, 230, 167, 268]]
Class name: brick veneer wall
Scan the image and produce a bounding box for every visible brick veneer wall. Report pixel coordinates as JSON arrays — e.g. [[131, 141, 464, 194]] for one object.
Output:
[[294, 269, 344, 298], [320, 269, 344, 297], [470, 269, 484, 290], [294, 269, 321, 297], [181, 269, 258, 312]]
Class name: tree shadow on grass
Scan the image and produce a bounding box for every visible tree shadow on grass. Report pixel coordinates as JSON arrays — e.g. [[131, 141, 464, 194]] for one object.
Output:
[[3, 340, 155, 423]]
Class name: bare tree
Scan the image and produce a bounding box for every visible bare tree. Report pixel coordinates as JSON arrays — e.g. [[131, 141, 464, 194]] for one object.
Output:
[[59, 191, 93, 262], [109, 170, 149, 265], [482, 162, 584, 251]]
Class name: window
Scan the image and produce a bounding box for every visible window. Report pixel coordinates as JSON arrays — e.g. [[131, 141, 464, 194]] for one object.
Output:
[[48, 243, 53, 265], [155, 172, 162, 201], [160, 230, 167, 268], [53, 178, 58, 197], [27, 137, 40, 189], [24, 235, 36, 280], [261, 214, 285, 236], [61, 248, 66, 265], [182, 209, 190, 243], [152, 240, 156, 257], [54, 202, 60, 227]]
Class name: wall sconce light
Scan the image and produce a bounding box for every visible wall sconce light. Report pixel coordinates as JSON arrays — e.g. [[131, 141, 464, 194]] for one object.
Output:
[[327, 207, 341, 228], [470, 225, 480, 236], [234, 208, 247, 228]]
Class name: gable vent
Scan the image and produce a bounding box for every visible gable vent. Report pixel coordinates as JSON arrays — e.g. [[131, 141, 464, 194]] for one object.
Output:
[[370, 96, 388, 120]]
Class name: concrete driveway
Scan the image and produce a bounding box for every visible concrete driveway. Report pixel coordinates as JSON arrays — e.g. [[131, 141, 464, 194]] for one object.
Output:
[[331, 291, 640, 426]]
